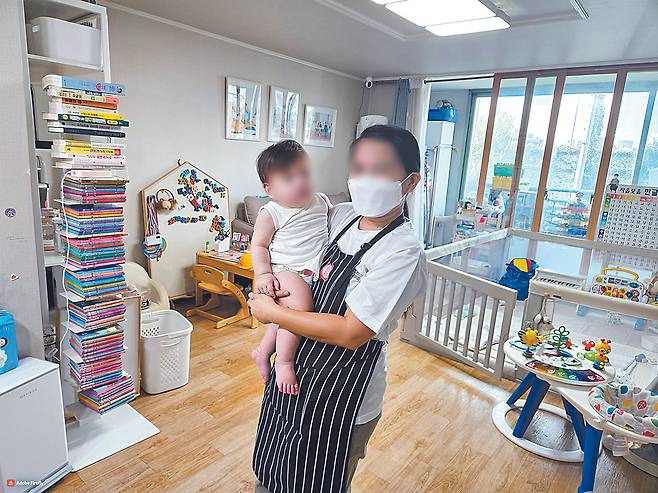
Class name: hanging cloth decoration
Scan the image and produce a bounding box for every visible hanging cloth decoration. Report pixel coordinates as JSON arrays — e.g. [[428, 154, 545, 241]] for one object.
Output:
[[142, 194, 167, 260]]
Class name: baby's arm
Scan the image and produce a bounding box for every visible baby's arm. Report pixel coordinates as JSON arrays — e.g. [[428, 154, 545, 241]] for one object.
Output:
[[251, 209, 279, 297]]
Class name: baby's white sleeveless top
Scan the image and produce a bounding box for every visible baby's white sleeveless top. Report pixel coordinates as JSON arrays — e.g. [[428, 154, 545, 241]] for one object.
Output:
[[260, 193, 330, 275]]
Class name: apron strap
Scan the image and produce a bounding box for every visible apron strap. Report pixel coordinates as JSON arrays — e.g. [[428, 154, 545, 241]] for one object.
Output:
[[333, 214, 406, 299], [332, 214, 361, 244]]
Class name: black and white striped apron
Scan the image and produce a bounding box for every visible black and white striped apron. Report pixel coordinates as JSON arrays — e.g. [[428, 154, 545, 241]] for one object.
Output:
[[253, 214, 405, 493]]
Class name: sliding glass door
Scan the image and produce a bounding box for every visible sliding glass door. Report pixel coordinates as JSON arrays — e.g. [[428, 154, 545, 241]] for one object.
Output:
[[460, 63, 658, 240]]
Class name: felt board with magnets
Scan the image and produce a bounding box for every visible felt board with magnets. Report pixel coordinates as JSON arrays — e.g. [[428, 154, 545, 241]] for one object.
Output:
[[141, 160, 230, 298]]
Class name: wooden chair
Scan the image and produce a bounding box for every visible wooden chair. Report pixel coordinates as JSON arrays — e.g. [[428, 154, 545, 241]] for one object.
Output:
[[186, 264, 250, 328]]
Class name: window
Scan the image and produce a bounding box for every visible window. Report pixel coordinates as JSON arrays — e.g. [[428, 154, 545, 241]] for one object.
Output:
[[459, 64, 658, 241], [540, 74, 616, 237]]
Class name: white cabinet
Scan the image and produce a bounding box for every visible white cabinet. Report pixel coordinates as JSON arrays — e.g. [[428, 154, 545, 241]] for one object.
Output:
[[0, 358, 70, 493]]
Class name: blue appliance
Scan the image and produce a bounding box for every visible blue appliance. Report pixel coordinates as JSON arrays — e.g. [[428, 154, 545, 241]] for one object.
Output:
[[0, 309, 19, 375], [428, 100, 458, 123]]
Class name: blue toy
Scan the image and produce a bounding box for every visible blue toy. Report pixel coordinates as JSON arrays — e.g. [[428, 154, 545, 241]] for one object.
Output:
[[0, 310, 19, 375]]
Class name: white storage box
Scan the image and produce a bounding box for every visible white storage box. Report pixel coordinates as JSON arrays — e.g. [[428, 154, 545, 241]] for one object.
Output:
[[140, 310, 193, 394], [27, 16, 101, 66]]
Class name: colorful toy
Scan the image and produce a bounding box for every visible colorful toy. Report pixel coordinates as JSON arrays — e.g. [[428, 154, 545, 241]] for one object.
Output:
[[582, 339, 596, 351], [518, 324, 541, 358], [155, 188, 177, 211], [592, 339, 612, 371], [588, 383, 658, 438], [548, 325, 571, 356], [590, 267, 644, 302]]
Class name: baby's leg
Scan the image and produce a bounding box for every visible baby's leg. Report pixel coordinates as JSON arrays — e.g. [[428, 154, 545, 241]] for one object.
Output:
[[251, 323, 278, 384], [273, 270, 314, 395]]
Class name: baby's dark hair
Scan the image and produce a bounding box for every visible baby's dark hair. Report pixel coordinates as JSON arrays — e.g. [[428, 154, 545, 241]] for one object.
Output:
[[256, 140, 307, 184]]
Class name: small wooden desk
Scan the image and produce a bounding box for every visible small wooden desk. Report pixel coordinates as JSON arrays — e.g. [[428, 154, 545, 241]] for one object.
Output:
[[196, 251, 258, 328]]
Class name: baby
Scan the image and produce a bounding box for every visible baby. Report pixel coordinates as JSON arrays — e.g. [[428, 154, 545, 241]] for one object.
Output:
[[250, 140, 330, 395]]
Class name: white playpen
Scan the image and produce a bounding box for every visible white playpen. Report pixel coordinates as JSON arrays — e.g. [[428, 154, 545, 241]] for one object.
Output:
[[401, 221, 658, 385]]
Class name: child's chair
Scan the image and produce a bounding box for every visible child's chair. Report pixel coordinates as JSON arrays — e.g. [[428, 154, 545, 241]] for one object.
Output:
[[124, 261, 170, 313], [186, 264, 251, 328]]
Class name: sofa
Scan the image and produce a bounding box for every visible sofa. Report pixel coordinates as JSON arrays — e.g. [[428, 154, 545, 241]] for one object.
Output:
[[232, 192, 350, 237]]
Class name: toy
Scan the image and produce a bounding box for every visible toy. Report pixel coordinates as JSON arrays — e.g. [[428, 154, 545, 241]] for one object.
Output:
[[518, 324, 541, 358], [548, 325, 571, 356], [644, 270, 658, 305], [533, 295, 555, 336], [582, 339, 596, 351], [155, 188, 178, 211], [592, 339, 612, 371], [590, 267, 644, 302]]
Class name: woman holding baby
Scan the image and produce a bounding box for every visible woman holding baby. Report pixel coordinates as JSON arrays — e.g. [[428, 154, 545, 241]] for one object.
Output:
[[248, 125, 428, 493]]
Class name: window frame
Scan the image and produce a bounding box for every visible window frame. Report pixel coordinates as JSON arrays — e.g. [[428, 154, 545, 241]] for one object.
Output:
[[466, 62, 658, 241]]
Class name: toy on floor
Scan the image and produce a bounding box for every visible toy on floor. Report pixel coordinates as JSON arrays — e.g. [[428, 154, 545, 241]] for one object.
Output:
[[498, 258, 537, 301], [592, 339, 612, 371]]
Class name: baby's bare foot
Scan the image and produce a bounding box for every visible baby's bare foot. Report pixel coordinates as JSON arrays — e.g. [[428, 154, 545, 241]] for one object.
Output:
[[251, 347, 272, 384], [275, 361, 299, 395]]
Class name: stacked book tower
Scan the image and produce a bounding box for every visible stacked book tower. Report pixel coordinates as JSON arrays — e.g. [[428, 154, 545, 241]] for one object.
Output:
[[43, 75, 136, 414]]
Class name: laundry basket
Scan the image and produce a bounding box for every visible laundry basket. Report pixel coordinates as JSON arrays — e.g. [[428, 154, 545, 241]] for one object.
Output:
[[140, 309, 193, 394]]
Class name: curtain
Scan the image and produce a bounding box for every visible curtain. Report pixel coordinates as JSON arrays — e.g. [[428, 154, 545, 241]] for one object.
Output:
[[406, 79, 431, 243], [393, 78, 411, 128]]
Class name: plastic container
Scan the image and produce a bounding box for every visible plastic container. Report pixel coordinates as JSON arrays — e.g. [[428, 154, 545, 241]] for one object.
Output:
[[0, 310, 19, 375], [140, 309, 193, 394], [27, 17, 101, 66]]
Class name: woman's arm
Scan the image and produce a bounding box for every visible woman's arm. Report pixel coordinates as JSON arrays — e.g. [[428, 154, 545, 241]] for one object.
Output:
[[248, 293, 374, 350]]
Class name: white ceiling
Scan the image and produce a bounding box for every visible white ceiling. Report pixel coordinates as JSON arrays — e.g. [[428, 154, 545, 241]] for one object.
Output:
[[103, 0, 658, 79]]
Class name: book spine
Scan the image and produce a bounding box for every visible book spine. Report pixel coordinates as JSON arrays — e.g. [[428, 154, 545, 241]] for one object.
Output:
[[50, 126, 126, 138], [58, 114, 129, 126], [43, 75, 126, 95], [61, 98, 118, 110], [52, 140, 125, 149], [50, 104, 122, 119], [49, 88, 119, 104], [57, 146, 123, 156]]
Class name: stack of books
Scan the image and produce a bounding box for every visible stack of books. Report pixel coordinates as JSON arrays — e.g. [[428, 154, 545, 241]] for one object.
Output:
[[52, 140, 126, 170], [62, 176, 127, 203], [69, 325, 125, 390], [78, 373, 136, 414], [43, 75, 135, 413], [42, 75, 128, 138], [67, 298, 127, 333]]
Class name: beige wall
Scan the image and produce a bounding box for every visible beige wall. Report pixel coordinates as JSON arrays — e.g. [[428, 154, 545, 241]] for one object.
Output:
[[106, 7, 363, 263]]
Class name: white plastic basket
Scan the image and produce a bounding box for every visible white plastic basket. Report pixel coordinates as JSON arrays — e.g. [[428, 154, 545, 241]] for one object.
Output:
[[140, 309, 193, 394]]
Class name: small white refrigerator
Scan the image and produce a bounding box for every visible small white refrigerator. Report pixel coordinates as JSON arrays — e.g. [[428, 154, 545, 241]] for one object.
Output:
[[0, 358, 71, 492]]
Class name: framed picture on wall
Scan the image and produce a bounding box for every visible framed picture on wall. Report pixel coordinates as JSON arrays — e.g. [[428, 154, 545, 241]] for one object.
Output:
[[226, 77, 262, 141], [267, 86, 300, 142], [303, 104, 337, 148]]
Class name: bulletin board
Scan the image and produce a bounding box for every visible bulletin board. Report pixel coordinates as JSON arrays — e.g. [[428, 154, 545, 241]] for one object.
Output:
[[597, 184, 658, 250], [141, 160, 230, 298]]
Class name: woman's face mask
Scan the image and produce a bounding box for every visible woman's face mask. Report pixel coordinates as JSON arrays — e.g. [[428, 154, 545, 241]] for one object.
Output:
[[348, 174, 412, 218]]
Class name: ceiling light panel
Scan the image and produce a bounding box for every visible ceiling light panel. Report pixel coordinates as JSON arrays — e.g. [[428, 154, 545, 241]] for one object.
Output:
[[385, 0, 494, 27], [426, 16, 509, 36]]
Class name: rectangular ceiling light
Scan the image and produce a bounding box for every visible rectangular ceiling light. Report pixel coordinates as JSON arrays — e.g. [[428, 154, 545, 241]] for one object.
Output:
[[426, 16, 510, 36], [385, 0, 494, 27]]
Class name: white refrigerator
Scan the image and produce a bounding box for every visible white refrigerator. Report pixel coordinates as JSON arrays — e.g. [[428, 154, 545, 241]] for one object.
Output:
[[0, 358, 70, 492]]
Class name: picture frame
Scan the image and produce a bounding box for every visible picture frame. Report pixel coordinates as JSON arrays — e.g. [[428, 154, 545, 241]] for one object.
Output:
[[303, 104, 337, 148], [267, 86, 300, 142], [225, 77, 262, 141]]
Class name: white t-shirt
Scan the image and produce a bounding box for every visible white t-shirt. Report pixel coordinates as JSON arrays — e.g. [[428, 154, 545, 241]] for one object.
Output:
[[329, 203, 428, 424], [261, 193, 330, 276]]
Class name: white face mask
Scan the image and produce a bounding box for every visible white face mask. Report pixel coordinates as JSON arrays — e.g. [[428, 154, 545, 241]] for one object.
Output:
[[348, 174, 412, 217]]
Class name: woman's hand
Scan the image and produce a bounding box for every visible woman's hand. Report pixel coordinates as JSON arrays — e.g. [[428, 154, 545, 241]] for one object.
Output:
[[248, 293, 280, 324]]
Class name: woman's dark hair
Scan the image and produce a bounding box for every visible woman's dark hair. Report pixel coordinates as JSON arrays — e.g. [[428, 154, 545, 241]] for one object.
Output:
[[350, 124, 421, 175]]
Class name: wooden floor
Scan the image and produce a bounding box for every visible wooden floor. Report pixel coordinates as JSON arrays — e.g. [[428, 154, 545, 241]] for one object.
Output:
[[52, 301, 657, 493]]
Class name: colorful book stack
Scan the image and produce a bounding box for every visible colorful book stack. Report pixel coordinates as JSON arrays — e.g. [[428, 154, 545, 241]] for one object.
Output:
[[43, 75, 135, 414]]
